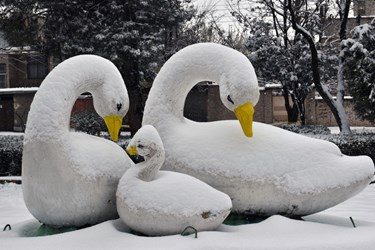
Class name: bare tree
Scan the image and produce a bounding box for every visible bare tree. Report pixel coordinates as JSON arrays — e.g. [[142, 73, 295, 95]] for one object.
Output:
[[287, 0, 351, 133]]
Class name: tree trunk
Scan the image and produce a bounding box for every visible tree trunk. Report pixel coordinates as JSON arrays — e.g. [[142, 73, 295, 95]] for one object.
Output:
[[283, 86, 299, 123], [335, 0, 352, 134], [287, 0, 351, 133], [297, 98, 306, 125], [121, 61, 143, 136]]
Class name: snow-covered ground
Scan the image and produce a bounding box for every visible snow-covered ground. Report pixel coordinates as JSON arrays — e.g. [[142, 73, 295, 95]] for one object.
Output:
[[1, 182, 374, 249], [328, 126, 375, 134], [1, 126, 374, 249]]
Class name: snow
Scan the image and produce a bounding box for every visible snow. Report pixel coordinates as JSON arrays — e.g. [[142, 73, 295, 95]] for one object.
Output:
[[142, 43, 374, 216], [116, 125, 231, 236], [1, 182, 375, 249], [329, 126, 375, 134], [21, 55, 132, 227], [0, 87, 38, 94], [0, 132, 24, 136]]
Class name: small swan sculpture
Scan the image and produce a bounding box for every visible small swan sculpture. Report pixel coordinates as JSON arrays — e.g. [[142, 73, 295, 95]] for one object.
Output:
[[142, 43, 374, 216], [116, 125, 232, 236], [22, 55, 133, 227]]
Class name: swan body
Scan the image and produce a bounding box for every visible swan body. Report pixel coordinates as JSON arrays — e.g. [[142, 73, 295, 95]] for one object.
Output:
[[22, 55, 133, 227], [142, 43, 374, 216], [116, 125, 232, 236]]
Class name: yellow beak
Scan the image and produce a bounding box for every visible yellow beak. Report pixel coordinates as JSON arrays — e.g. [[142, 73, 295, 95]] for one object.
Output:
[[127, 145, 138, 156], [104, 115, 123, 142], [234, 102, 254, 137]]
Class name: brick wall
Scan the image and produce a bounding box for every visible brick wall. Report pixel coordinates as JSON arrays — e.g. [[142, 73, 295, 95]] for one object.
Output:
[[354, 0, 375, 16], [307, 97, 374, 127]]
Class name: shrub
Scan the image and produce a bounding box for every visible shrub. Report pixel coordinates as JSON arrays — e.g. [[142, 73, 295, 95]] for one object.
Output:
[[0, 133, 132, 176], [319, 133, 375, 164], [70, 110, 107, 135], [275, 124, 331, 135], [0, 135, 23, 176], [278, 124, 375, 164]]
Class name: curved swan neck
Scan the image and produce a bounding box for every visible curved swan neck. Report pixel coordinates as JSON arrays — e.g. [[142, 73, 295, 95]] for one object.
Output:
[[136, 148, 165, 182], [143, 45, 229, 126], [24, 56, 114, 142], [143, 43, 259, 129]]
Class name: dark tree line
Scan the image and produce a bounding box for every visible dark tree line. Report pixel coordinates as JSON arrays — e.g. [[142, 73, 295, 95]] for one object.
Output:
[[0, 0, 195, 135]]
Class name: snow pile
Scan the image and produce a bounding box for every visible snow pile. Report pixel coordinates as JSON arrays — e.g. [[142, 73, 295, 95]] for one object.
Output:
[[1, 183, 375, 249], [117, 125, 231, 236], [21, 55, 131, 227], [142, 43, 373, 216]]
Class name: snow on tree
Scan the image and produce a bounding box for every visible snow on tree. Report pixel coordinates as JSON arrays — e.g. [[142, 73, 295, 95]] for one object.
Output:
[[228, 0, 339, 125], [286, 0, 352, 134], [341, 18, 375, 122], [0, 0, 195, 135]]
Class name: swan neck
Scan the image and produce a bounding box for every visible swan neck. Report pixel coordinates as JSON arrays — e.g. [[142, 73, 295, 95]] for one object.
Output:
[[136, 150, 164, 182], [24, 62, 104, 142], [143, 51, 223, 124]]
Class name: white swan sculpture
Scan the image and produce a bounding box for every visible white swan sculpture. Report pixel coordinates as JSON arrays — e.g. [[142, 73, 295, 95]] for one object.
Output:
[[142, 43, 374, 217], [116, 125, 232, 236], [22, 55, 133, 227]]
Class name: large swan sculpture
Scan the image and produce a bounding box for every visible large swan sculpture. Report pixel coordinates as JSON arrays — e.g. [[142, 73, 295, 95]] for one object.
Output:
[[142, 43, 374, 217], [22, 55, 133, 227], [116, 125, 232, 236]]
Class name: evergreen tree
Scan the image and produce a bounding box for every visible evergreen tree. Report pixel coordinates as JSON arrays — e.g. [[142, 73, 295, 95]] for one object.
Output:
[[229, 2, 337, 125], [0, 0, 194, 134], [342, 19, 375, 122]]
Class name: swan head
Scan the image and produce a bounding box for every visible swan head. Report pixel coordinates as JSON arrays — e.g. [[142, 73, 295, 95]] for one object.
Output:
[[92, 70, 129, 142], [126, 125, 164, 161], [218, 63, 260, 138]]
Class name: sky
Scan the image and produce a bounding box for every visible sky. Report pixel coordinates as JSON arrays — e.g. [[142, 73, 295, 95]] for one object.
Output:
[[191, 0, 245, 31]]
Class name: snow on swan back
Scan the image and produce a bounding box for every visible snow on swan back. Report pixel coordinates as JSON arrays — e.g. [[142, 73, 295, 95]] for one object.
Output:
[[142, 43, 374, 217], [116, 125, 232, 236], [22, 55, 133, 227]]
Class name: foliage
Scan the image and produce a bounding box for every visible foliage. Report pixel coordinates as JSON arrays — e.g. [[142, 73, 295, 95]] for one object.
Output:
[[326, 133, 375, 162], [278, 124, 375, 164], [228, 0, 340, 124], [70, 110, 107, 136], [275, 124, 331, 135], [341, 19, 375, 122], [0, 0, 195, 134], [1, 126, 374, 176], [0, 135, 23, 176]]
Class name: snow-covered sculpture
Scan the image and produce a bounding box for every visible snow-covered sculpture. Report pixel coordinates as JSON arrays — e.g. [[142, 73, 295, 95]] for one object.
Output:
[[22, 55, 133, 227], [116, 125, 232, 236], [142, 43, 374, 217]]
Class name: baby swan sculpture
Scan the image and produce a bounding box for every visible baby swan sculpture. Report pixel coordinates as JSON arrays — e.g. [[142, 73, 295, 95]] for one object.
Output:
[[22, 55, 133, 227], [143, 43, 374, 217], [116, 125, 232, 236]]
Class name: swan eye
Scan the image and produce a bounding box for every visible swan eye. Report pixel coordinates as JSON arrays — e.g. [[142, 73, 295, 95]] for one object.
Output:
[[116, 103, 122, 112], [137, 144, 144, 149], [227, 95, 234, 105]]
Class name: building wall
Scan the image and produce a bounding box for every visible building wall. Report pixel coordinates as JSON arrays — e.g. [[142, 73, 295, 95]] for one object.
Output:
[[323, 16, 374, 41], [184, 84, 275, 124], [272, 96, 288, 122], [1, 84, 374, 132], [254, 88, 273, 123], [0, 95, 14, 131], [13, 94, 35, 131], [307, 98, 374, 127], [354, 0, 375, 16], [8, 54, 45, 88]]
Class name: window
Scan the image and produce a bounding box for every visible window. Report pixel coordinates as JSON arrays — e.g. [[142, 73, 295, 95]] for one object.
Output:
[[0, 64, 6, 88], [27, 56, 48, 79]]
